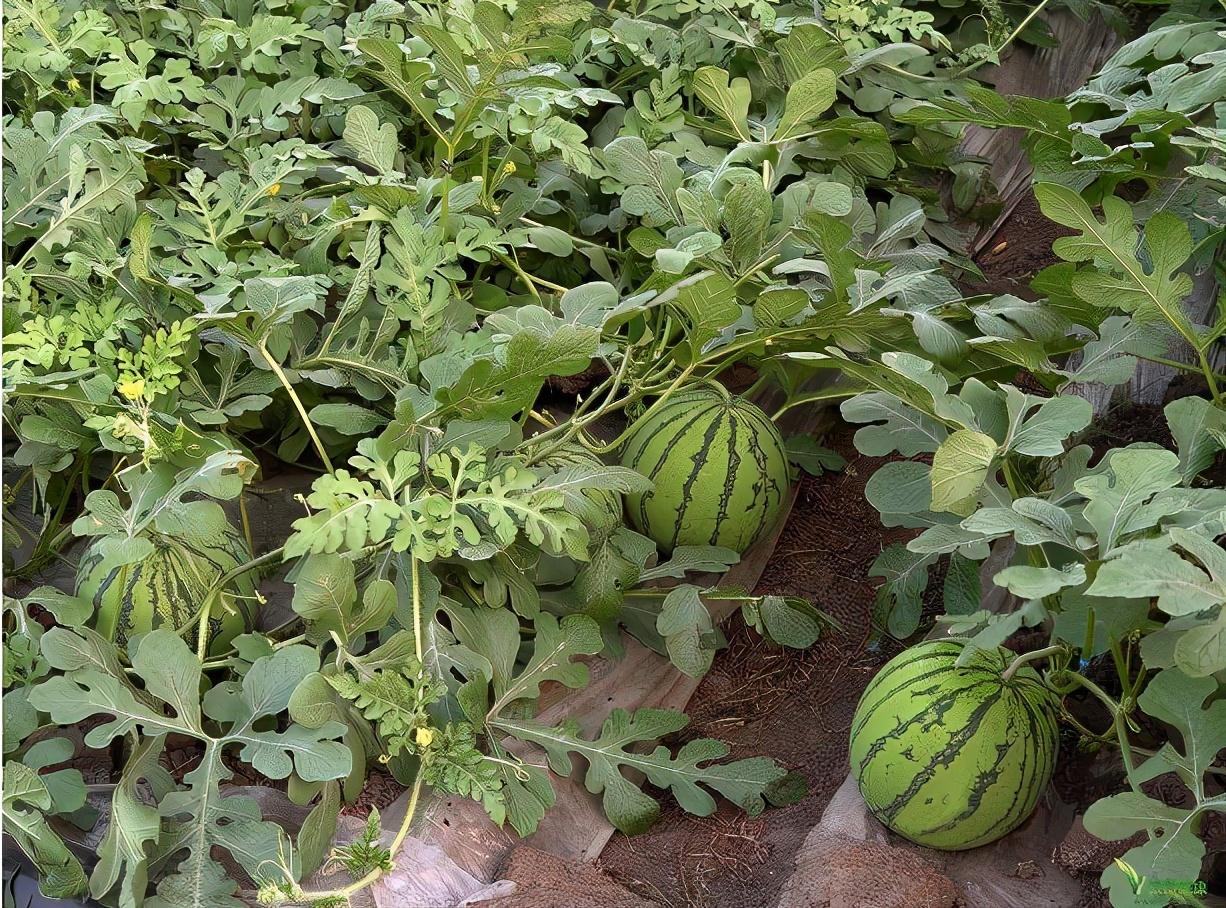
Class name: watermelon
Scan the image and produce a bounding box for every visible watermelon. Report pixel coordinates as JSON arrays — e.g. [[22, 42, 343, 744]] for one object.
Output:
[[619, 383, 789, 554], [849, 639, 1059, 850], [76, 521, 256, 653]]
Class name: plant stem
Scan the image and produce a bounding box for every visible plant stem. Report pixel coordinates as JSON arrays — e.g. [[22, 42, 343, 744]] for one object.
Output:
[[959, 0, 1053, 77], [259, 343, 334, 473], [238, 491, 255, 557], [1001, 644, 1065, 681], [493, 250, 542, 301], [1196, 347, 1223, 404], [519, 217, 619, 253], [524, 350, 635, 463], [1000, 458, 1024, 500], [590, 364, 696, 453], [291, 773, 424, 905], [772, 386, 859, 419], [1131, 349, 1226, 381], [289, 556, 427, 905], [1056, 671, 1141, 790], [6, 468, 33, 501], [190, 547, 284, 658], [411, 555, 424, 662]]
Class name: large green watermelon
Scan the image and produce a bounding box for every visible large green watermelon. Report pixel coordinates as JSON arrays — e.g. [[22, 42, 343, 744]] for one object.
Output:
[[849, 639, 1059, 850], [76, 521, 257, 653], [620, 384, 789, 554]]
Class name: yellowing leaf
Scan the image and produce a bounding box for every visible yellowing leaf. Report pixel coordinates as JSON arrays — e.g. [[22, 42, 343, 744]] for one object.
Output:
[[929, 430, 997, 516]]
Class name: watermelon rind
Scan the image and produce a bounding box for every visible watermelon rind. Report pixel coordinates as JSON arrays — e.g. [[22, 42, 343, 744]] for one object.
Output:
[[76, 522, 257, 654], [849, 638, 1059, 851], [620, 383, 789, 554]]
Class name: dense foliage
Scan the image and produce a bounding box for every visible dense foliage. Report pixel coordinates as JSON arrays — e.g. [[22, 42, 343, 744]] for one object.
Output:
[[2, 0, 1224, 905]]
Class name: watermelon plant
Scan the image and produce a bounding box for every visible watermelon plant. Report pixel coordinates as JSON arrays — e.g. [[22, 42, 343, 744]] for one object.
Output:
[[843, 20, 1226, 901], [1, 0, 1223, 905]]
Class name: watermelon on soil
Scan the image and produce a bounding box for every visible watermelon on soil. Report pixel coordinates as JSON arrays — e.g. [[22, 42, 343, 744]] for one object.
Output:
[[619, 383, 789, 554], [76, 520, 257, 653], [849, 639, 1059, 850]]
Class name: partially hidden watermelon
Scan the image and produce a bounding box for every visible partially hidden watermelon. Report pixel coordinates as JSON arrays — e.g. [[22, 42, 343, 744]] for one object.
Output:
[[619, 383, 789, 554], [76, 520, 257, 653], [539, 444, 623, 536], [849, 639, 1059, 850]]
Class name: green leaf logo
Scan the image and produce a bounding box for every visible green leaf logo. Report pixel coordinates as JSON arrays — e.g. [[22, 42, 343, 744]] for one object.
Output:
[[1113, 858, 1146, 895]]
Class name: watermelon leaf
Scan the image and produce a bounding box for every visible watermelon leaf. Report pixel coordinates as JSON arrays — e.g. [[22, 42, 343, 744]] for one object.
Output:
[[1036, 186, 1201, 346], [993, 563, 1086, 600], [1000, 388, 1092, 457], [1084, 669, 1226, 908], [639, 544, 741, 581], [91, 735, 174, 906], [929, 429, 997, 516], [657, 271, 741, 360], [287, 444, 590, 562], [656, 584, 721, 677], [869, 543, 936, 638], [785, 434, 847, 476], [864, 460, 938, 528], [691, 67, 753, 140], [1164, 395, 1226, 483], [72, 450, 255, 548], [1064, 315, 1167, 387], [487, 613, 603, 712], [494, 707, 788, 834], [1, 760, 89, 900], [742, 595, 828, 649], [1074, 449, 1184, 556], [30, 630, 352, 908]]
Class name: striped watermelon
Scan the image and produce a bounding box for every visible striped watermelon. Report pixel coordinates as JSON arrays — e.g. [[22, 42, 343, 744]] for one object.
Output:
[[619, 383, 789, 554], [849, 639, 1059, 850], [76, 521, 256, 653]]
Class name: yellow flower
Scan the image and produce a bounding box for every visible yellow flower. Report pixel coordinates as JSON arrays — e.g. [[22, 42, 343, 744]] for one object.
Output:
[[266, 182, 282, 197], [415, 727, 435, 748], [503, 161, 517, 175], [117, 378, 146, 400], [67, 77, 81, 92]]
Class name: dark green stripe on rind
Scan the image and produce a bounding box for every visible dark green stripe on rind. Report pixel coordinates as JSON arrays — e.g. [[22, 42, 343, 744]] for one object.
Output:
[[631, 399, 724, 536], [620, 394, 709, 467], [849, 641, 1059, 851], [670, 405, 730, 551], [709, 406, 740, 546]]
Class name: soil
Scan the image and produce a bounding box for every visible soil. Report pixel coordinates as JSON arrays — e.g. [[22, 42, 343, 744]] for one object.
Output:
[[964, 191, 1071, 300]]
